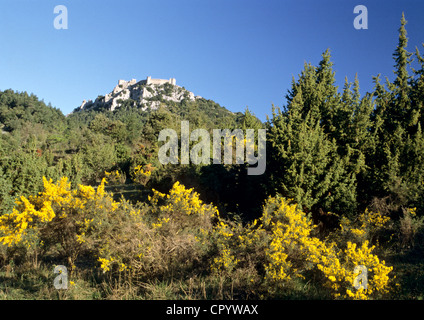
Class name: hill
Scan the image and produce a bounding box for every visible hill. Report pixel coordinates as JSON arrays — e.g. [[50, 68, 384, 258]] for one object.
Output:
[[0, 80, 261, 218], [74, 77, 202, 113], [68, 76, 245, 131]]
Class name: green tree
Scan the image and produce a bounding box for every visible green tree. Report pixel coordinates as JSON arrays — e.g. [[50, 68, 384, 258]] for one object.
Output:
[[367, 13, 424, 211], [266, 52, 359, 218]]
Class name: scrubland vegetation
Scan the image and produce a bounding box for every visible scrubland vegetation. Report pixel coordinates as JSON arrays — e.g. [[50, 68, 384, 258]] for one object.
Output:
[[1, 15, 424, 300]]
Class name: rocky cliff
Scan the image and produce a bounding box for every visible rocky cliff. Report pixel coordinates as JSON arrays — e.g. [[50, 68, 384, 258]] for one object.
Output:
[[74, 78, 202, 113]]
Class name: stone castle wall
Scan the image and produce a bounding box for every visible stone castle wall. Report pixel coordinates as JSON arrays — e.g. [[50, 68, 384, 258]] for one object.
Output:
[[140, 76, 176, 86]]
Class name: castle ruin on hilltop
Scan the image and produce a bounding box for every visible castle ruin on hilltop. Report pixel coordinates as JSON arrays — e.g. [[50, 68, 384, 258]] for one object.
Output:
[[117, 76, 176, 87], [143, 76, 176, 86], [77, 75, 195, 112]]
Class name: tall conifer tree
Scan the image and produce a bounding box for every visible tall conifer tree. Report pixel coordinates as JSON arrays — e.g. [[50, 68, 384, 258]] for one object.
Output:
[[267, 51, 358, 218]]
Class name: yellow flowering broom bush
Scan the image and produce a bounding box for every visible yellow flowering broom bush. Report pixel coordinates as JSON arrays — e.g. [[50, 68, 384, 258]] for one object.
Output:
[[0, 176, 395, 299], [96, 181, 219, 279], [261, 196, 318, 282], [132, 164, 155, 186], [148, 181, 217, 231], [209, 220, 240, 275], [339, 208, 391, 244], [258, 195, 394, 299], [0, 176, 121, 268], [104, 170, 126, 185]]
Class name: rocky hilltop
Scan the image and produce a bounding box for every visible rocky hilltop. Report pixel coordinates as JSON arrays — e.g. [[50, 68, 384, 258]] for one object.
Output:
[[74, 77, 202, 113]]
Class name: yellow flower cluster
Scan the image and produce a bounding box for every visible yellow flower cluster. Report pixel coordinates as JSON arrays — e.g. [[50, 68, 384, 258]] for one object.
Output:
[[104, 170, 124, 184], [210, 220, 240, 274], [132, 164, 154, 186], [351, 228, 366, 237], [263, 197, 320, 281], [216, 221, 234, 238], [260, 196, 393, 299], [266, 223, 293, 281], [152, 217, 170, 229], [359, 209, 390, 230], [149, 181, 218, 217], [98, 257, 113, 273], [134, 165, 152, 177], [339, 209, 390, 244], [409, 207, 417, 217], [211, 246, 240, 274], [0, 177, 118, 248], [318, 241, 393, 299], [237, 219, 263, 250], [0, 177, 71, 246]]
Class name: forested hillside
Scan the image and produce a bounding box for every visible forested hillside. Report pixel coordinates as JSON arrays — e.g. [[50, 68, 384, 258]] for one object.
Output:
[[0, 15, 424, 300]]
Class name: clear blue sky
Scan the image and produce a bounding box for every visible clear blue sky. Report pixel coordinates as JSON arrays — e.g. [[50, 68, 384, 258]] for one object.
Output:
[[0, 0, 423, 121]]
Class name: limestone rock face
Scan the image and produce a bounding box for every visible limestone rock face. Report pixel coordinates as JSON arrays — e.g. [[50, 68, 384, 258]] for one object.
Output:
[[74, 77, 201, 113]]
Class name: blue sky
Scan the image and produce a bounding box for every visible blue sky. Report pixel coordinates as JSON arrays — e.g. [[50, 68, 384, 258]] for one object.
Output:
[[0, 0, 423, 121]]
